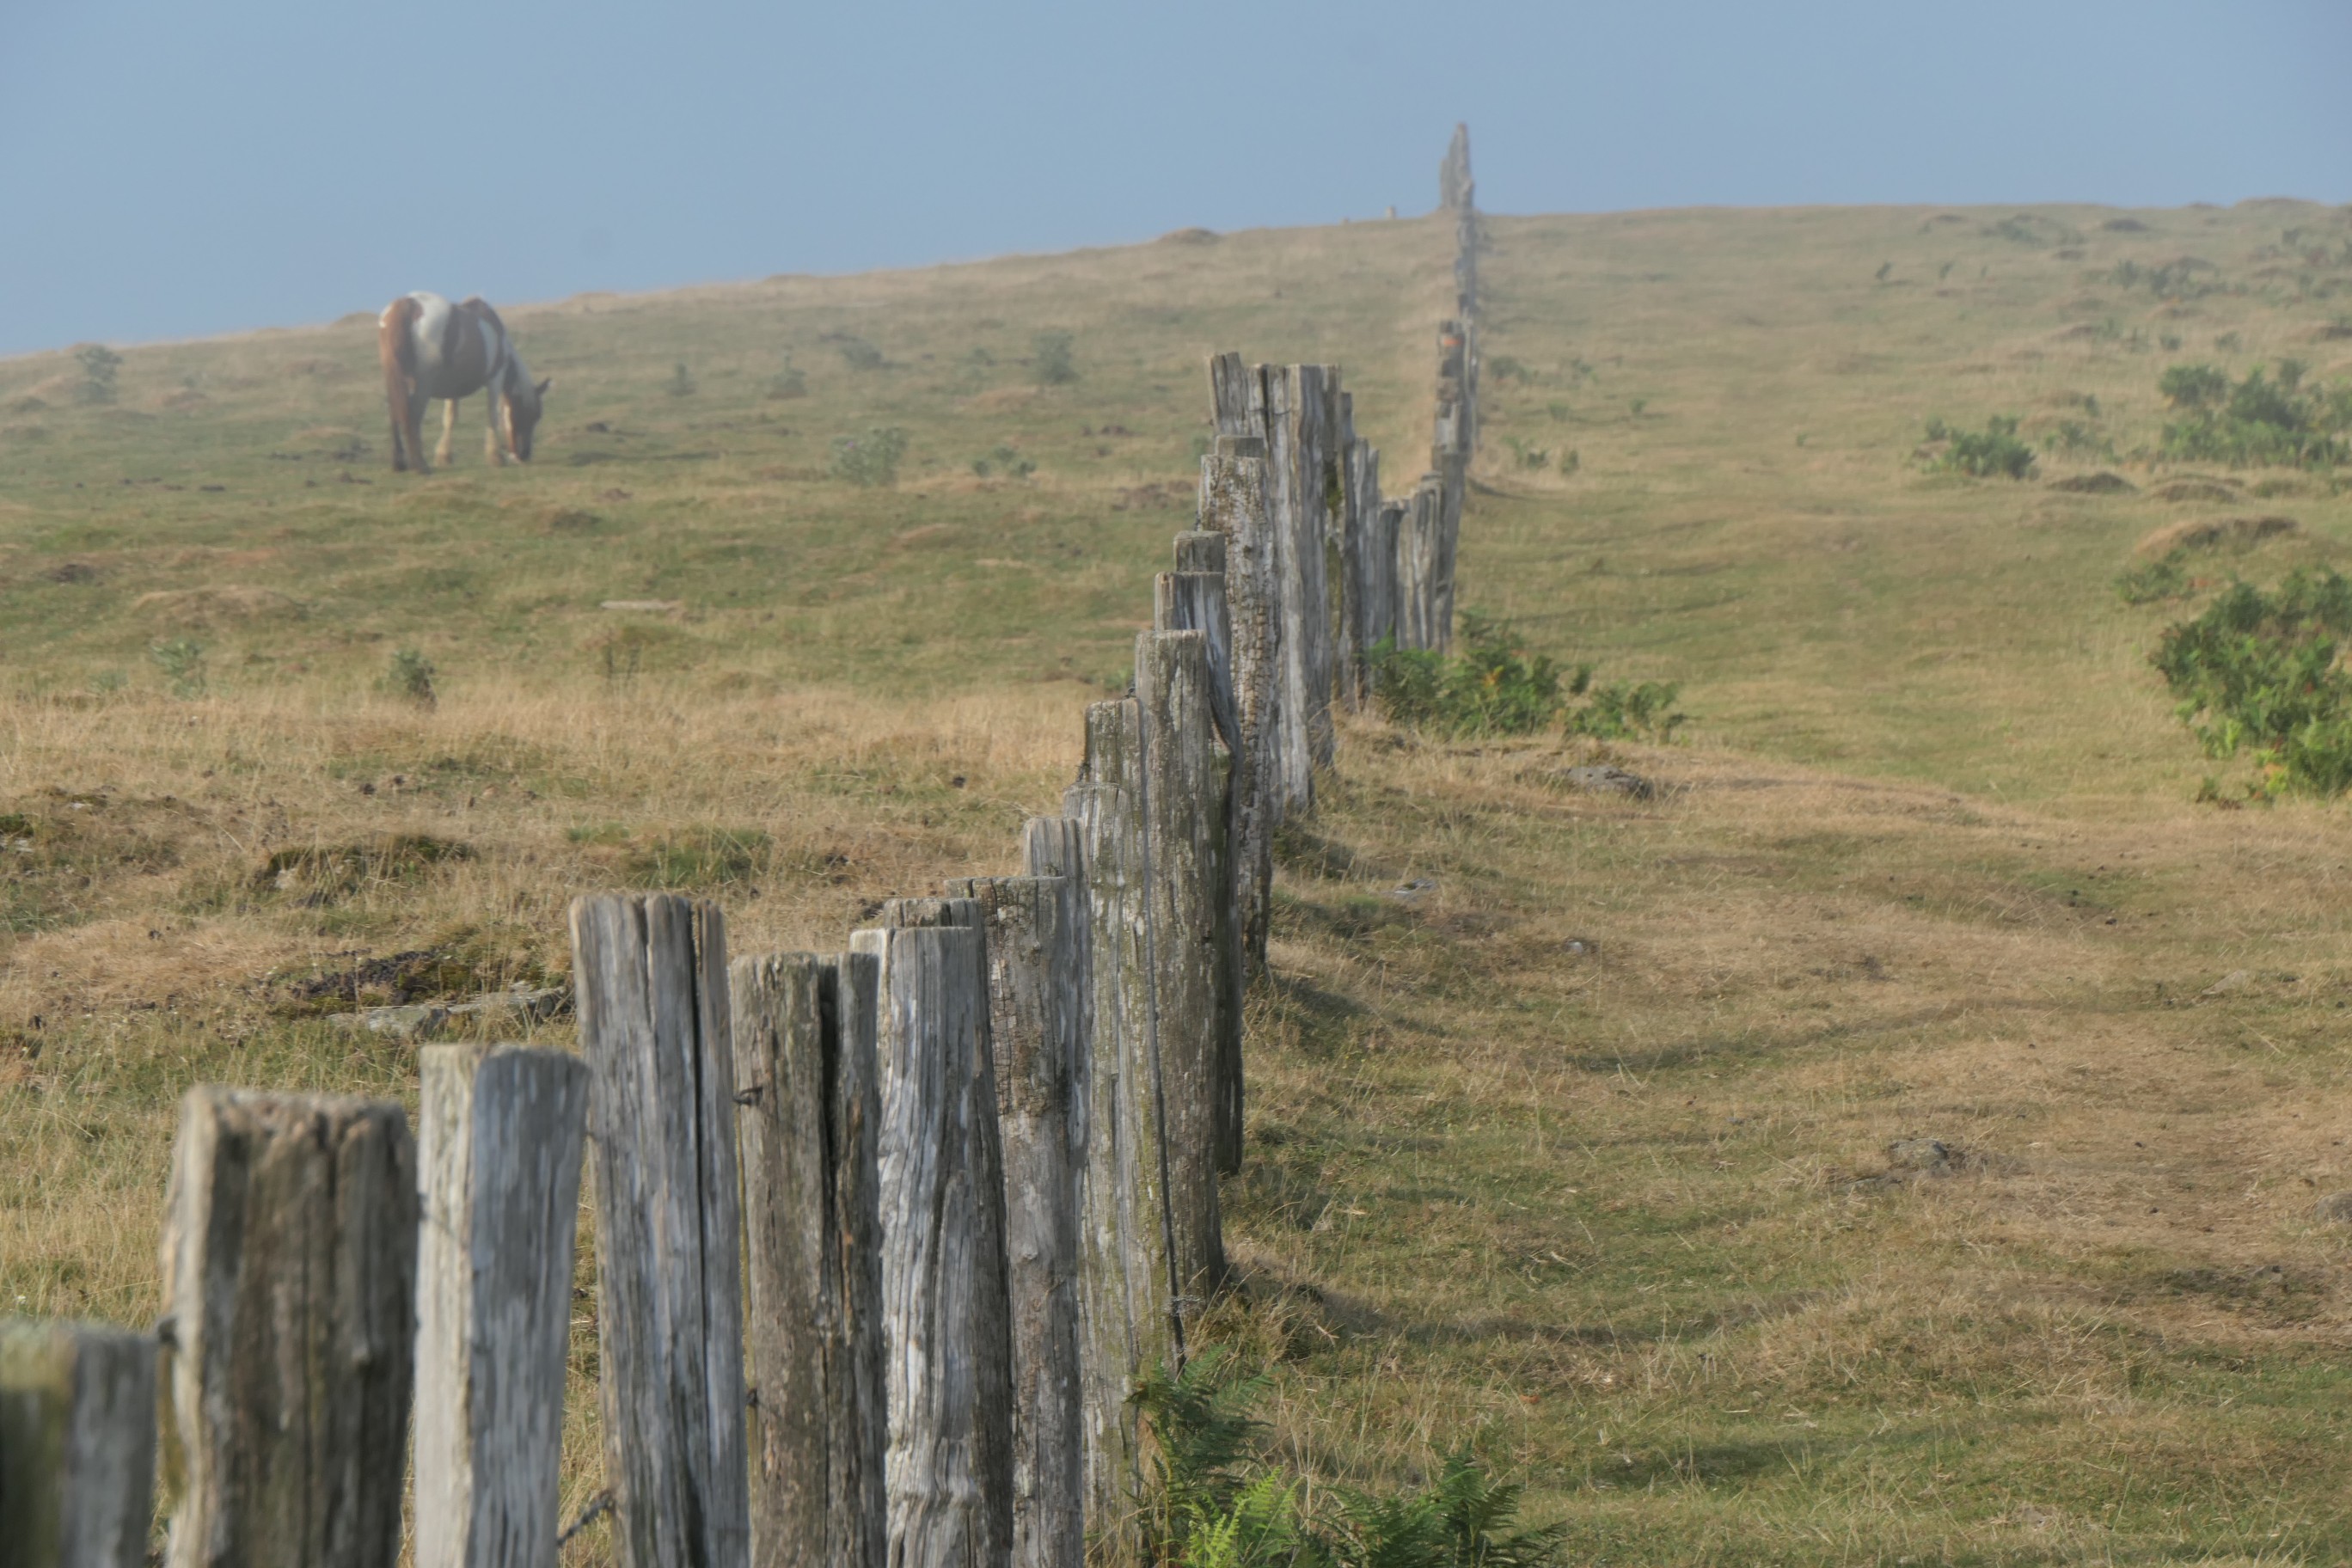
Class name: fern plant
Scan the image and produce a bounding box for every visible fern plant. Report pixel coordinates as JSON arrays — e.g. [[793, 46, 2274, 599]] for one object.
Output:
[[1133, 1353, 1563, 1568]]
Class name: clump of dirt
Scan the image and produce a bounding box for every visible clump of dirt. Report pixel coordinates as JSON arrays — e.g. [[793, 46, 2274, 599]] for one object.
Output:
[[2048, 472, 2135, 494], [2151, 478, 2242, 503], [253, 833, 472, 903], [132, 585, 303, 624], [273, 922, 563, 1017], [541, 507, 602, 535], [2135, 515, 2298, 558]]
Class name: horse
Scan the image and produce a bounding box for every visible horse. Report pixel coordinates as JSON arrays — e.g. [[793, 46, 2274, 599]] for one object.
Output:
[[377, 291, 551, 473]]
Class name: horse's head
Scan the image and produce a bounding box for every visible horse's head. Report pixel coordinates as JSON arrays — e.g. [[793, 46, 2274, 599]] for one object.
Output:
[[505, 372, 553, 462]]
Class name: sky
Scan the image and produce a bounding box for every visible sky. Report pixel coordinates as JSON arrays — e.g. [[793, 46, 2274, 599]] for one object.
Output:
[[2, 0, 2347, 358]]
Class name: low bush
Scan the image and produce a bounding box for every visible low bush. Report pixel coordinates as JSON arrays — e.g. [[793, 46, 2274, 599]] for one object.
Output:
[[383, 647, 436, 707], [2151, 567, 2352, 796], [666, 362, 696, 397], [1136, 1349, 1565, 1568], [1922, 415, 2036, 479], [2158, 360, 2350, 469], [1033, 330, 1078, 386], [830, 426, 908, 487], [1368, 616, 1682, 742], [74, 344, 121, 406]]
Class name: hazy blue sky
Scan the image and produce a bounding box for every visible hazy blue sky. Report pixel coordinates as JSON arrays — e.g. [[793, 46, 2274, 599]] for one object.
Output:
[[3, 0, 2346, 357]]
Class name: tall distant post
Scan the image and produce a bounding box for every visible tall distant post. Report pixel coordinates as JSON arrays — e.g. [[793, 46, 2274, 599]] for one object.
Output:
[[1438, 122, 1473, 215]]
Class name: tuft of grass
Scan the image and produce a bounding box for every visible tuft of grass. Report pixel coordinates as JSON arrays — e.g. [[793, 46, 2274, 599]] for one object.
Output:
[[147, 638, 205, 697], [383, 647, 435, 707]]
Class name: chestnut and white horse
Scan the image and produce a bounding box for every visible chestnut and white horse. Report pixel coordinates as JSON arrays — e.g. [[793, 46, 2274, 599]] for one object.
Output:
[[377, 291, 550, 473]]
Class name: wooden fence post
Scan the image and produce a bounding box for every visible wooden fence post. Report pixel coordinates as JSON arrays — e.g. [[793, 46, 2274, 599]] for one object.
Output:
[[415, 1045, 590, 1568], [852, 921, 1014, 1568], [873, 897, 1015, 1568], [1399, 475, 1443, 652], [1333, 392, 1370, 713], [1135, 629, 1229, 1305], [157, 1087, 416, 1568], [1199, 435, 1279, 979], [940, 874, 1085, 1568], [1366, 498, 1403, 676], [731, 951, 886, 1568], [1208, 351, 1256, 439], [1154, 566, 1236, 761], [571, 893, 750, 1568], [1432, 449, 1464, 652], [1292, 366, 1342, 779], [1058, 707, 1176, 1551], [0, 1319, 155, 1568]]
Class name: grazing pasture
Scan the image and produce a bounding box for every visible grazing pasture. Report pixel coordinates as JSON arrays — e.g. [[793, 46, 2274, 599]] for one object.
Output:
[[6, 198, 2352, 1563]]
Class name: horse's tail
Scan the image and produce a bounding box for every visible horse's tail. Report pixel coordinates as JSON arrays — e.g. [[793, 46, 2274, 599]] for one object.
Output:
[[378, 295, 422, 472]]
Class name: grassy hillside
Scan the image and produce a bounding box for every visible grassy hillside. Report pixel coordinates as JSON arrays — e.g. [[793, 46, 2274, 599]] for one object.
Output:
[[6, 197, 2352, 1564]]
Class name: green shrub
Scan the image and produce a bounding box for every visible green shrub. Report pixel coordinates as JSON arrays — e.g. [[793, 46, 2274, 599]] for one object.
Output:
[[383, 647, 436, 707], [1033, 330, 1078, 386], [971, 442, 1033, 480], [2108, 258, 2220, 299], [148, 638, 205, 697], [1369, 616, 1681, 741], [74, 345, 121, 406], [2116, 554, 2190, 605], [1565, 676, 1685, 740], [766, 352, 806, 400], [834, 336, 885, 371], [830, 426, 909, 487], [2157, 360, 2349, 468], [1134, 1350, 1565, 1568], [666, 362, 696, 397], [1922, 415, 2037, 479], [2150, 567, 2352, 795]]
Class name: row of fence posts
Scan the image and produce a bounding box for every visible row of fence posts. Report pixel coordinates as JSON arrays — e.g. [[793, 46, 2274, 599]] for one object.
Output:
[[0, 352, 1464, 1568], [0, 141, 1485, 1560]]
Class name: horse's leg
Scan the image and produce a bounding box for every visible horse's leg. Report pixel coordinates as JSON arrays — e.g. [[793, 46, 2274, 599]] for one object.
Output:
[[484, 383, 507, 465], [406, 387, 431, 475], [437, 396, 459, 469]]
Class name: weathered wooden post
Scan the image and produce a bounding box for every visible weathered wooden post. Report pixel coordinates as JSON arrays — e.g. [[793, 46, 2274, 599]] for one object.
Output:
[[571, 893, 750, 1568], [1057, 707, 1176, 1551], [1432, 447, 1465, 652], [1400, 475, 1444, 652], [0, 1319, 155, 1568], [853, 920, 1014, 1568], [415, 1044, 590, 1568], [1333, 393, 1369, 713], [1160, 536, 1238, 756], [1142, 603, 1245, 1178], [1439, 121, 1473, 213], [1198, 432, 1279, 978], [1280, 364, 1341, 786], [1208, 351, 1256, 440], [732, 950, 886, 1568], [1135, 629, 1228, 1305], [157, 1087, 416, 1568], [1366, 498, 1403, 674], [940, 874, 1085, 1568]]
